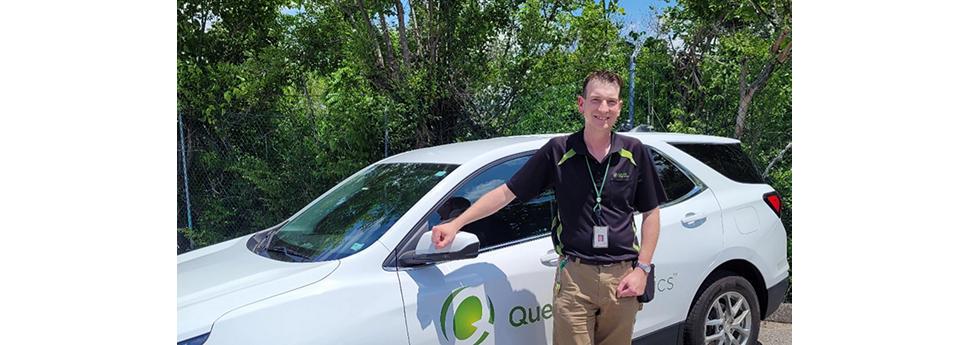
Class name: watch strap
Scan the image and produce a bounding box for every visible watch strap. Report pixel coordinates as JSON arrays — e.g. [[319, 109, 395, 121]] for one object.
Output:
[[636, 261, 652, 274]]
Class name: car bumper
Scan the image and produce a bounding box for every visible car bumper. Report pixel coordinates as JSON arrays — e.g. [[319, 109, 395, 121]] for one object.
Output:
[[764, 276, 790, 319]]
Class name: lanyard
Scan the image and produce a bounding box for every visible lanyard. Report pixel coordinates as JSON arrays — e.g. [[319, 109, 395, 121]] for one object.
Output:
[[585, 155, 612, 215]]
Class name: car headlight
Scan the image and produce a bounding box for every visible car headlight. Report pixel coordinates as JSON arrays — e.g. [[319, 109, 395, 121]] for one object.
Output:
[[177, 333, 209, 345]]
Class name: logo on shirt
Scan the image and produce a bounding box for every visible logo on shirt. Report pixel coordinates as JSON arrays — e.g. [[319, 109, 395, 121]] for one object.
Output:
[[440, 286, 495, 344], [612, 171, 631, 181]]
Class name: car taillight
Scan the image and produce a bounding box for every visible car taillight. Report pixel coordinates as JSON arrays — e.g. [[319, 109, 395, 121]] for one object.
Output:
[[763, 192, 782, 218]]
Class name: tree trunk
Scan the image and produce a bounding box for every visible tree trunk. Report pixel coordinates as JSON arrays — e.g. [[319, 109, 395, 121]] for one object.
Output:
[[355, 0, 386, 70], [734, 28, 791, 140], [378, 11, 398, 80], [762, 142, 792, 178], [395, 0, 411, 69], [735, 91, 754, 139], [426, 0, 439, 65], [409, 0, 422, 60], [735, 59, 749, 139]]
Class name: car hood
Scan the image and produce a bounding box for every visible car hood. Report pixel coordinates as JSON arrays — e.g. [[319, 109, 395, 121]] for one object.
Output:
[[177, 235, 339, 341]]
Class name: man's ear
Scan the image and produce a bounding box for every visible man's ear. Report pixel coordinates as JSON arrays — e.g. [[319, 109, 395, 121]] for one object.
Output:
[[577, 95, 585, 112]]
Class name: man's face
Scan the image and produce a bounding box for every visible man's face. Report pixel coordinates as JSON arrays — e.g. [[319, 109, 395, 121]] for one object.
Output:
[[578, 79, 622, 131]]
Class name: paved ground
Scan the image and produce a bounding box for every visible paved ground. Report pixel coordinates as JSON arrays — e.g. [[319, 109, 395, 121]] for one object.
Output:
[[757, 321, 792, 345], [756, 303, 791, 345]]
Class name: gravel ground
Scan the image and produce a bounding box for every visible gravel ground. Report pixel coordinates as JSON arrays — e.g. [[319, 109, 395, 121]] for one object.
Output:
[[758, 321, 792, 345], [757, 303, 792, 345]]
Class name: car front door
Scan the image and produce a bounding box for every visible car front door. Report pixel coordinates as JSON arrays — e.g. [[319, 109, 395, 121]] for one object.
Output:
[[394, 154, 560, 345]]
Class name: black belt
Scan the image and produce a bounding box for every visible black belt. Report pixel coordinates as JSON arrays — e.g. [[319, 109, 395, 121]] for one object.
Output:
[[565, 255, 634, 266]]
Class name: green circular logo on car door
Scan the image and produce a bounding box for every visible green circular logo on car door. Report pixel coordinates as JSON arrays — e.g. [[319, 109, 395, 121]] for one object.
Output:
[[440, 286, 495, 345]]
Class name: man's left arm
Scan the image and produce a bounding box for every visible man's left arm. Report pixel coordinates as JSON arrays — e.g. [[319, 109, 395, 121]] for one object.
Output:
[[617, 144, 667, 298], [638, 207, 660, 268], [617, 207, 660, 298]]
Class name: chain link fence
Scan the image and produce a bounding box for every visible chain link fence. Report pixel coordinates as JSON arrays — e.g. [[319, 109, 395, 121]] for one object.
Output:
[[177, 111, 374, 251]]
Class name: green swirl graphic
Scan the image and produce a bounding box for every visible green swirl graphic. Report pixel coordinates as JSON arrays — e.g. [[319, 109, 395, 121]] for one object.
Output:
[[440, 287, 494, 344], [454, 296, 482, 340]]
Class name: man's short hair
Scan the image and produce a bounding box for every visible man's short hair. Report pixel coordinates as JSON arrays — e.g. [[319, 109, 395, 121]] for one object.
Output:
[[582, 70, 623, 97]]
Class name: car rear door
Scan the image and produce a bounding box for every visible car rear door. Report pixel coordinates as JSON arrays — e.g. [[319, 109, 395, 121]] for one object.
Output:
[[630, 146, 726, 337]]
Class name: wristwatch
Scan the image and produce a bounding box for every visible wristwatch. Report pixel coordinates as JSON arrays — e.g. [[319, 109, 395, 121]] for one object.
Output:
[[636, 261, 652, 274]]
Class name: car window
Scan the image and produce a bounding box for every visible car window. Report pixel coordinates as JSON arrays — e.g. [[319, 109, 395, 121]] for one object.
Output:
[[262, 163, 458, 262], [649, 149, 700, 204], [671, 143, 764, 184], [428, 155, 554, 250]]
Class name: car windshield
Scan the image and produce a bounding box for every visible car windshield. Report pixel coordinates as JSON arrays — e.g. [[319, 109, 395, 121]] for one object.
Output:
[[260, 163, 458, 262]]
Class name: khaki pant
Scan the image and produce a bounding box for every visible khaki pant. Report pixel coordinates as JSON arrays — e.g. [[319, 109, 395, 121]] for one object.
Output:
[[553, 258, 642, 345]]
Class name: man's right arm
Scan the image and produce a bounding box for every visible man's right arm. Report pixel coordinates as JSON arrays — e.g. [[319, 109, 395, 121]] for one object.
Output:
[[431, 183, 517, 249]]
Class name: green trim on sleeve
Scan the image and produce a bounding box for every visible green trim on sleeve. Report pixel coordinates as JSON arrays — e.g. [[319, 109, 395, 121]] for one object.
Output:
[[554, 220, 564, 255], [632, 219, 641, 252], [553, 210, 564, 255]]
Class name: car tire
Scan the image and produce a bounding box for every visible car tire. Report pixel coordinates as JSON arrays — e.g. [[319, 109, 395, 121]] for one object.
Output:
[[683, 274, 761, 345]]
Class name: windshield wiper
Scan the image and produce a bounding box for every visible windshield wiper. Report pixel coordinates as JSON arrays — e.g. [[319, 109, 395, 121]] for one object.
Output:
[[265, 245, 313, 262], [256, 221, 290, 252]]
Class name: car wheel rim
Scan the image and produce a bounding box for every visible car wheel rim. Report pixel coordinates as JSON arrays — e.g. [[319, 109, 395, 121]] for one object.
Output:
[[703, 291, 752, 345]]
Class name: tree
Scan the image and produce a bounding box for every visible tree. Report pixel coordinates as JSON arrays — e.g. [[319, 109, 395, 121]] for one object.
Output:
[[177, 2, 792, 295]]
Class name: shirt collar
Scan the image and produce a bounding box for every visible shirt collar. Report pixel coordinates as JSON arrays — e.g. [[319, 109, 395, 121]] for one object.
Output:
[[567, 128, 622, 157]]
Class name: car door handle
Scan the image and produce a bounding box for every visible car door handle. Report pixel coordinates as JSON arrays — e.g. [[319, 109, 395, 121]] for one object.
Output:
[[540, 252, 560, 266], [681, 212, 707, 228]]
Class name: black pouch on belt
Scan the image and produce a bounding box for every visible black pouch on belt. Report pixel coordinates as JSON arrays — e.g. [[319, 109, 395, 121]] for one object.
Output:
[[637, 263, 656, 303]]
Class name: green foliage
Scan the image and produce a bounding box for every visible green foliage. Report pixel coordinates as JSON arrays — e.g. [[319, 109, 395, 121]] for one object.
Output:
[[178, 1, 792, 301], [178, 227, 217, 249]]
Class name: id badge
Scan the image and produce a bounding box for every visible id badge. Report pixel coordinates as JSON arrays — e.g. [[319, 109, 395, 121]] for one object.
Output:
[[593, 225, 609, 248]]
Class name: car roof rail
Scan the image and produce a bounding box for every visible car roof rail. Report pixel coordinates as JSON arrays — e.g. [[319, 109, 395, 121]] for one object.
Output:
[[626, 124, 653, 132]]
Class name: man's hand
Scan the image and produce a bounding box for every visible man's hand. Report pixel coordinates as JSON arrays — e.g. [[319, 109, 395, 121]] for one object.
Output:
[[431, 222, 460, 249], [616, 267, 647, 298]]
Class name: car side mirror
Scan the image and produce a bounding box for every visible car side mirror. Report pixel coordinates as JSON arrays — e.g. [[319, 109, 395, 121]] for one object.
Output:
[[398, 231, 481, 267]]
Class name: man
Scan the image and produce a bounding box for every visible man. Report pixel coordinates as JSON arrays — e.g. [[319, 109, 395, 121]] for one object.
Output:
[[432, 70, 666, 345]]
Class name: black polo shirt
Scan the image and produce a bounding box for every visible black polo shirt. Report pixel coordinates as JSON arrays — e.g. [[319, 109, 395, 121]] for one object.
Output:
[[506, 129, 667, 263]]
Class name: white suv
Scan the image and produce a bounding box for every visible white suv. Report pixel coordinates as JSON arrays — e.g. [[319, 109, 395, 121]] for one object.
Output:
[[177, 132, 790, 345]]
